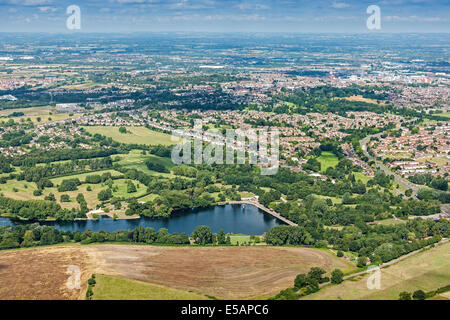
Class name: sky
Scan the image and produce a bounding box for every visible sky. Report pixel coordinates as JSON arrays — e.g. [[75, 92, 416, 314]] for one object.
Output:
[[0, 0, 449, 33]]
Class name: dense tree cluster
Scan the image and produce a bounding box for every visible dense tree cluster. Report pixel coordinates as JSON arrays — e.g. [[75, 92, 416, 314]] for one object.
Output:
[[0, 224, 238, 250], [0, 196, 82, 220]]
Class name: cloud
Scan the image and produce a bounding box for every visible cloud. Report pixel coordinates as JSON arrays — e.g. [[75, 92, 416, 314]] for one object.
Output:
[[236, 2, 270, 10], [7, 0, 53, 6], [39, 6, 57, 12], [331, 1, 349, 9], [385, 15, 447, 22]]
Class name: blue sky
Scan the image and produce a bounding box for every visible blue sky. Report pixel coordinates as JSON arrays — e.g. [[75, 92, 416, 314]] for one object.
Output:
[[0, 0, 449, 32]]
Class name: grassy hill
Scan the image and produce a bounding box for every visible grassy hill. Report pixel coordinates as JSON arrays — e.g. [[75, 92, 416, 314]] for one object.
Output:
[[302, 241, 450, 300], [91, 274, 210, 300]]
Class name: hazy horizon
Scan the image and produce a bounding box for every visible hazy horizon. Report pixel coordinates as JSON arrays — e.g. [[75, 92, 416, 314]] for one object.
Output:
[[1, 0, 449, 33]]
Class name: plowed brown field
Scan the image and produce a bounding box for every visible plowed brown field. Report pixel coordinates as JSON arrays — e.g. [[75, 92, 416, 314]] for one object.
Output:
[[0, 244, 353, 300]]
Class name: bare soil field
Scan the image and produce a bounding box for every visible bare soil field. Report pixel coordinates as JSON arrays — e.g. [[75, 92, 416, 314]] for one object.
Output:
[[0, 244, 353, 300], [0, 246, 92, 300]]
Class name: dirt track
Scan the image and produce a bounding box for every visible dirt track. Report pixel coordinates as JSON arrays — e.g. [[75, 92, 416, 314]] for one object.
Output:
[[0, 244, 351, 300]]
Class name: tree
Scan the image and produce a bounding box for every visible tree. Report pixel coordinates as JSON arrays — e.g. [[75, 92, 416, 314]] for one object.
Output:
[[294, 274, 308, 289], [44, 193, 56, 202], [127, 181, 137, 193], [217, 229, 226, 244], [192, 225, 213, 245], [265, 225, 291, 245], [60, 194, 70, 202], [399, 291, 412, 300], [357, 256, 367, 268], [331, 269, 344, 284], [21, 230, 35, 247], [307, 267, 327, 284], [98, 189, 113, 201], [412, 290, 426, 300], [119, 126, 127, 134]]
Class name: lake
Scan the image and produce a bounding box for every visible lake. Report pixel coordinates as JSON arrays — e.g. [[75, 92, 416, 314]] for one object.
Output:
[[0, 204, 283, 235]]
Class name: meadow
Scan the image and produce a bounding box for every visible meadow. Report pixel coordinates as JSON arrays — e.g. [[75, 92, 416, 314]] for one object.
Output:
[[0, 106, 81, 124], [83, 126, 179, 146], [317, 151, 339, 173], [91, 274, 210, 300], [302, 241, 450, 300], [0, 169, 147, 211], [435, 112, 450, 119], [117, 149, 176, 178]]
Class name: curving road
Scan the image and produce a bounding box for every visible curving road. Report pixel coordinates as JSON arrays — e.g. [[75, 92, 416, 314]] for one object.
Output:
[[360, 133, 419, 197], [360, 133, 450, 217]]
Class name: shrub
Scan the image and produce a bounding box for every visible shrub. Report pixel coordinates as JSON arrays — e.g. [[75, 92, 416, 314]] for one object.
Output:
[[331, 269, 344, 284], [412, 290, 426, 300]]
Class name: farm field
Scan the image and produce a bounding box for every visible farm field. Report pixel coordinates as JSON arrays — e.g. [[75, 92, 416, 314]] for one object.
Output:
[[83, 126, 179, 146], [302, 241, 450, 300], [0, 106, 82, 124], [0, 244, 355, 300], [0, 245, 92, 300], [317, 152, 339, 173], [91, 274, 210, 300], [340, 95, 386, 105]]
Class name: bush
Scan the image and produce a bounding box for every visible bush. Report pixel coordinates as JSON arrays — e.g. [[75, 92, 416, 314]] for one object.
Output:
[[98, 189, 113, 201], [399, 292, 412, 300], [294, 274, 308, 289], [412, 290, 426, 300], [60, 194, 70, 202], [331, 269, 344, 284], [357, 256, 367, 268]]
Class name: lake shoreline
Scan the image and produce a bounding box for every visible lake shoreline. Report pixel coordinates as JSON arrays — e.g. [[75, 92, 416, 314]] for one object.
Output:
[[0, 204, 283, 235]]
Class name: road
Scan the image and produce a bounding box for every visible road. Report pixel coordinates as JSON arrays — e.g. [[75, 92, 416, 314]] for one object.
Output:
[[360, 133, 419, 197], [360, 133, 450, 216]]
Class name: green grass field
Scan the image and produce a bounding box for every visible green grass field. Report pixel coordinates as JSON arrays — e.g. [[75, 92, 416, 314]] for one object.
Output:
[[0, 169, 147, 211], [317, 152, 339, 172], [117, 150, 177, 178], [353, 172, 371, 184], [91, 274, 210, 300], [377, 218, 407, 226], [0, 150, 181, 215], [435, 112, 450, 119], [83, 126, 179, 146], [0, 106, 82, 124], [302, 241, 450, 300], [312, 194, 342, 204], [229, 234, 252, 245]]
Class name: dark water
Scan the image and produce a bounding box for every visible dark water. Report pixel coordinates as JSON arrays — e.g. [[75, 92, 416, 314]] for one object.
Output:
[[0, 204, 283, 235]]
